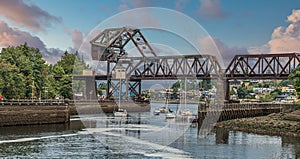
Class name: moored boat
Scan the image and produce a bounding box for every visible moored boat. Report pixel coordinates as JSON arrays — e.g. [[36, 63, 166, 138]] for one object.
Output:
[[114, 108, 127, 117]]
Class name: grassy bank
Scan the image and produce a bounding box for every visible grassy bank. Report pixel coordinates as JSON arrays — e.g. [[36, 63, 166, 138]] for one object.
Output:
[[216, 110, 300, 137]]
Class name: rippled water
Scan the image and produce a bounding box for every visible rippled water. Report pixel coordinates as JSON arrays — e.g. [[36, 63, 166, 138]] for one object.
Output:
[[0, 103, 299, 158]]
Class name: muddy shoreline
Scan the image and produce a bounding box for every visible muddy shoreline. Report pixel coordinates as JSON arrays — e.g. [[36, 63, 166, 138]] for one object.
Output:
[[216, 110, 300, 137]]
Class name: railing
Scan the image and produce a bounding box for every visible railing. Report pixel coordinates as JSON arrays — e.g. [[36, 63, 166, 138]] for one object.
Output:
[[0, 99, 66, 106], [199, 103, 298, 111], [72, 99, 150, 104]]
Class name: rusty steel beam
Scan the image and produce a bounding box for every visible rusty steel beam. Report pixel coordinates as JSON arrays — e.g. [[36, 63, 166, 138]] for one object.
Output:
[[73, 54, 223, 81], [119, 55, 223, 80], [90, 27, 157, 62], [225, 53, 300, 79]]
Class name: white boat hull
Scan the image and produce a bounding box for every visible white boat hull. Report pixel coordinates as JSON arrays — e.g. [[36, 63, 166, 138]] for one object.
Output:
[[181, 111, 193, 116], [114, 109, 127, 117], [166, 113, 176, 119], [160, 108, 168, 113], [154, 110, 160, 115]]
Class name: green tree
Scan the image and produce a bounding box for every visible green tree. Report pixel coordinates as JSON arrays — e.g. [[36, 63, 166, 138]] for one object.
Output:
[[57, 51, 76, 74], [289, 67, 300, 96], [237, 86, 248, 99], [230, 87, 236, 95], [0, 44, 48, 99], [202, 79, 212, 90], [171, 81, 181, 93], [0, 60, 26, 99], [0, 44, 89, 100], [280, 80, 294, 87], [57, 75, 73, 99], [97, 83, 107, 96], [53, 51, 89, 99]]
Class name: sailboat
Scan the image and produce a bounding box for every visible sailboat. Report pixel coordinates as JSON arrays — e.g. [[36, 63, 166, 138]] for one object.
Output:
[[181, 77, 193, 116], [113, 66, 127, 117], [159, 105, 168, 113], [114, 108, 127, 117], [166, 82, 176, 119], [153, 108, 160, 115], [159, 90, 168, 113]]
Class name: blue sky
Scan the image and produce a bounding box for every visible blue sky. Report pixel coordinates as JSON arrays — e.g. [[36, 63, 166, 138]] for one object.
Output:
[[0, 0, 299, 63]]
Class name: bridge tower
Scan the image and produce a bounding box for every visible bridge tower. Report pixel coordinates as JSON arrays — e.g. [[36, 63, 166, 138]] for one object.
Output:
[[89, 27, 224, 101], [90, 27, 157, 100]]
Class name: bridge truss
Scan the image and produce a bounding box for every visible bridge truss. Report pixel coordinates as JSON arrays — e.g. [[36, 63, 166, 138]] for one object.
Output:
[[225, 53, 300, 79], [74, 27, 300, 101], [223, 53, 300, 100], [87, 27, 223, 100]]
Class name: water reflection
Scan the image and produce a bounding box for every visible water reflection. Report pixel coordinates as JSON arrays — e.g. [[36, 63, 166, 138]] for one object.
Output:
[[282, 136, 300, 159], [215, 127, 229, 144], [0, 104, 299, 158]]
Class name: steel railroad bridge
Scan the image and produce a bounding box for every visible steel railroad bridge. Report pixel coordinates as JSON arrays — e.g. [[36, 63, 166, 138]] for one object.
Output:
[[73, 27, 300, 101]]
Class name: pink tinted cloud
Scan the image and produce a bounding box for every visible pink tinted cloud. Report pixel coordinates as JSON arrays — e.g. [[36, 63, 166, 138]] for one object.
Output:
[[249, 9, 300, 54], [72, 29, 84, 50], [118, 4, 131, 11], [0, 20, 65, 64], [118, 0, 155, 11], [198, 0, 228, 19], [175, 0, 190, 12], [0, 0, 61, 31], [121, 0, 154, 8], [287, 9, 300, 23], [199, 37, 248, 65], [0, 20, 46, 50], [70, 28, 102, 58]]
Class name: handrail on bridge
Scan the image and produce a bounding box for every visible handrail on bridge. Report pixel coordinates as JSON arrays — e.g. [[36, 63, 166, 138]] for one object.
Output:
[[198, 103, 298, 111]]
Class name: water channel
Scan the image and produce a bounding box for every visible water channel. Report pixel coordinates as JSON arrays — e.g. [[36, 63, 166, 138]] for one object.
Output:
[[0, 103, 299, 158]]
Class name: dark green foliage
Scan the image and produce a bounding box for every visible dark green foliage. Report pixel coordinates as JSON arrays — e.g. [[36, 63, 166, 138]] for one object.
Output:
[[0, 44, 47, 99], [171, 81, 180, 93], [237, 86, 249, 99], [0, 44, 88, 100], [289, 67, 300, 96], [171, 80, 200, 93], [97, 82, 107, 96], [57, 51, 76, 75], [52, 51, 88, 99], [280, 80, 294, 87]]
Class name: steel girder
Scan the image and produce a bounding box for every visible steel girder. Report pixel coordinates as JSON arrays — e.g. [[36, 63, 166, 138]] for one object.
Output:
[[225, 53, 300, 79], [117, 55, 223, 80], [90, 27, 156, 62]]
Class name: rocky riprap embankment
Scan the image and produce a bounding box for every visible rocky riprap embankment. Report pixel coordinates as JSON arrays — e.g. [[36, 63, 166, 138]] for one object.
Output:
[[216, 110, 300, 137]]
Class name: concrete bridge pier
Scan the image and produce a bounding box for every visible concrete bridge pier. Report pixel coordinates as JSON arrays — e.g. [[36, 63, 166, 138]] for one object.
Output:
[[224, 79, 230, 101], [84, 76, 97, 100], [216, 127, 229, 144]]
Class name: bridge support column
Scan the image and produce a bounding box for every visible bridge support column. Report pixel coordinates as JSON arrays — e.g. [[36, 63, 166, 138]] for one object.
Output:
[[85, 77, 97, 100], [224, 79, 230, 101], [106, 61, 111, 100], [125, 79, 129, 100], [128, 80, 142, 100], [216, 127, 229, 144], [138, 80, 142, 99]]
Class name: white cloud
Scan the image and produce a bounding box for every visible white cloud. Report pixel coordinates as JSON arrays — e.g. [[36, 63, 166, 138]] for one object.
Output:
[[0, 0, 61, 31], [287, 9, 300, 23], [248, 9, 300, 54], [199, 37, 248, 65], [198, 0, 228, 20], [0, 20, 65, 64], [71, 29, 84, 50]]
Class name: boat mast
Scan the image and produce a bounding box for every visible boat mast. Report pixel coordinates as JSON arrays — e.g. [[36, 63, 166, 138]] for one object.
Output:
[[184, 77, 187, 111], [119, 78, 121, 110], [167, 82, 170, 107]]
